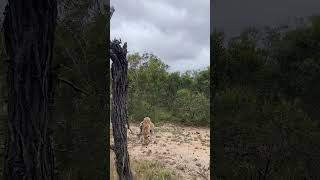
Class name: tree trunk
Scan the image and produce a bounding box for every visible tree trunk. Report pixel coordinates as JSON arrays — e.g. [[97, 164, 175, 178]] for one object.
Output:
[[3, 0, 57, 179], [110, 39, 133, 180]]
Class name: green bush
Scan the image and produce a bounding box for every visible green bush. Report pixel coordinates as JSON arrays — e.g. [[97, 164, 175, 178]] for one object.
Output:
[[127, 53, 209, 127], [214, 87, 320, 179]]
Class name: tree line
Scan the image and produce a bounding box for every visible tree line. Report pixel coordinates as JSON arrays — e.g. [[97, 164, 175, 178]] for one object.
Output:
[[213, 16, 320, 179], [126, 53, 210, 126]]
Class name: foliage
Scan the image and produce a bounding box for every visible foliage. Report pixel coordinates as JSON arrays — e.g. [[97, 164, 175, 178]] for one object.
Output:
[[52, 1, 109, 179], [127, 53, 210, 126], [174, 89, 209, 126], [213, 16, 320, 179]]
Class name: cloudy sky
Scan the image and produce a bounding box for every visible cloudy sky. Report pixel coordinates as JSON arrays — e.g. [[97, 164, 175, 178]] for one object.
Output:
[[212, 0, 320, 38], [111, 0, 210, 72]]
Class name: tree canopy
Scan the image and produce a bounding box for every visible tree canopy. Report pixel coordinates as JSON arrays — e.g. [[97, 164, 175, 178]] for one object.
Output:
[[127, 52, 210, 126], [213, 16, 320, 179]]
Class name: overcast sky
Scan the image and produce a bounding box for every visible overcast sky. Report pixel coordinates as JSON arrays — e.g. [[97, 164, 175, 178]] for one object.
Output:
[[111, 0, 210, 72], [212, 0, 320, 38]]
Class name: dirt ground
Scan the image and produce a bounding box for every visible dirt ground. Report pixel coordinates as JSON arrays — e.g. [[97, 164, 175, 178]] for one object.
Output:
[[110, 123, 210, 180]]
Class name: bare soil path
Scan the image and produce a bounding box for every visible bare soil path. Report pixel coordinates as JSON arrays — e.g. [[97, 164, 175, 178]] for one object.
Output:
[[111, 123, 210, 180]]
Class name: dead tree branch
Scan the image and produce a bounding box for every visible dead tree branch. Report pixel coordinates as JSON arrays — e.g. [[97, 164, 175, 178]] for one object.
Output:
[[58, 77, 90, 96], [110, 38, 133, 180]]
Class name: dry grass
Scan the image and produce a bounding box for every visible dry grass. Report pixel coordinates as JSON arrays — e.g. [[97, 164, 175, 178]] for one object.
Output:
[[111, 156, 181, 180]]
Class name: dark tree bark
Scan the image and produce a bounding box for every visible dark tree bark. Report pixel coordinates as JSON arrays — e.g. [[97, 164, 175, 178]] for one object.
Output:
[[110, 39, 133, 180], [3, 0, 58, 179]]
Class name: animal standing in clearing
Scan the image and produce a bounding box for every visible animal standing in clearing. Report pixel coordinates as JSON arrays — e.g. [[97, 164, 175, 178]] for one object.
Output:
[[139, 117, 155, 145]]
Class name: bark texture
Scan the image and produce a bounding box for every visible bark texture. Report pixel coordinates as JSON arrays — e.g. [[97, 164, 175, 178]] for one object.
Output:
[[3, 0, 58, 179], [110, 39, 133, 180]]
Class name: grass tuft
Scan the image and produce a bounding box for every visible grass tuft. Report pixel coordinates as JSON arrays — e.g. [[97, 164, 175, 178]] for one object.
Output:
[[111, 156, 181, 180]]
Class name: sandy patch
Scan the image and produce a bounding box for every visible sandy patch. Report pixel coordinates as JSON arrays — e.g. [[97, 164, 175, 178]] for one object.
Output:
[[111, 123, 210, 180]]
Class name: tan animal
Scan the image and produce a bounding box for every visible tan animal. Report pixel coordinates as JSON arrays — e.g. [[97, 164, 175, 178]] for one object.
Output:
[[139, 117, 155, 145]]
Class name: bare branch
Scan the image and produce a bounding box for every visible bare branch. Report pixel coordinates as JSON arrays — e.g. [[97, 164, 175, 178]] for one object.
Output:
[[58, 77, 90, 96]]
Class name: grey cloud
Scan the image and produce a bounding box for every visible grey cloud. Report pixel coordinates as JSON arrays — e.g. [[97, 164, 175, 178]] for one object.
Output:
[[111, 0, 210, 72]]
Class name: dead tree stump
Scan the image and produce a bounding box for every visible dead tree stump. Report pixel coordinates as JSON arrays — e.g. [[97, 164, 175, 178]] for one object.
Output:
[[110, 39, 133, 180]]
